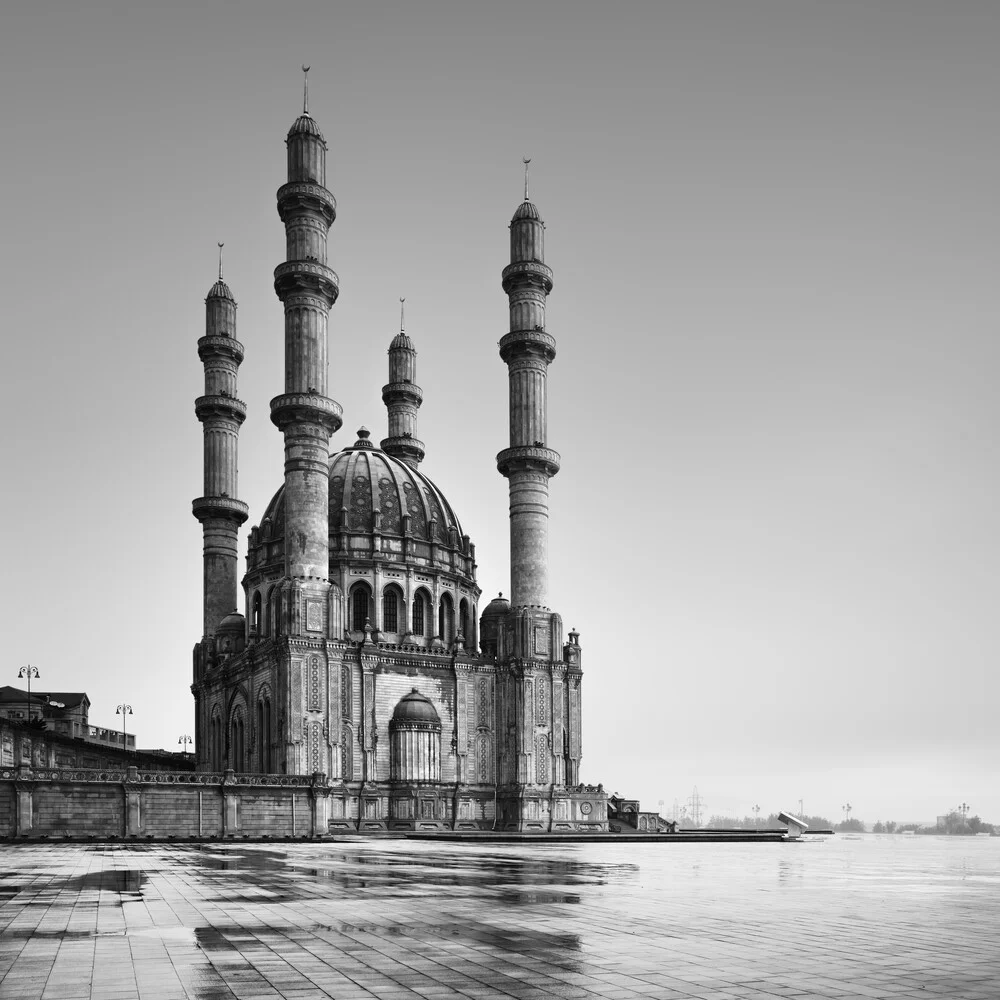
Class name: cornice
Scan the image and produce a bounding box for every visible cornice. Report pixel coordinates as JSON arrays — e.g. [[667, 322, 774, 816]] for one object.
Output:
[[194, 394, 247, 424], [276, 181, 337, 226]]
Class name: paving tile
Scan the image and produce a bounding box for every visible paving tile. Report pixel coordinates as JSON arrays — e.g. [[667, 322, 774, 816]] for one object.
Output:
[[1, 838, 999, 999]]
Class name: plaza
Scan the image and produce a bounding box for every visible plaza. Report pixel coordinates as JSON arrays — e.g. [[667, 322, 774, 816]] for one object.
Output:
[[1, 836, 997, 999]]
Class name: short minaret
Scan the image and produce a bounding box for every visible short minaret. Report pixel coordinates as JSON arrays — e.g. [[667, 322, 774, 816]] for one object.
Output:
[[270, 69, 342, 595], [192, 245, 250, 637], [497, 160, 560, 608], [381, 298, 425, 468]]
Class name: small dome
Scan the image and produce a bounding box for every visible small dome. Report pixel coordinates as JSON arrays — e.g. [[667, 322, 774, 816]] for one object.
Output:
[[391, 689, 441, 727], [217, 611, 245, 633], [512, 200, 540, 222], [288, 113, 325, 140], [207, 279, 234, 302], [482, 593, 510, 617], [390, 331, 414, 351]]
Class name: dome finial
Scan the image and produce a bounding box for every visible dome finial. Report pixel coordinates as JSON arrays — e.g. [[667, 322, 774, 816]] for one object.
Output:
[[399, 296, 405, 334], [522, 156, 531, 201], [302, 65, 310, 115], [217, 242, 224, 281]]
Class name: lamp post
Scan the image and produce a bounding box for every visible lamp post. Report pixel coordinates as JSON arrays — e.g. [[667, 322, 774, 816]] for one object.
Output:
[[959, 802, 970, 826], [116, 704, 132, 755], [178, 734, 193, 754], [752, 803, 761, 831], [842, 802, 852, 827], [17, 665, 39, 720]]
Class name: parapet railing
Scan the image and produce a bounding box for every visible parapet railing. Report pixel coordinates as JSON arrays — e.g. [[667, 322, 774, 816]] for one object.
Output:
[[0, 767, 328, 786]]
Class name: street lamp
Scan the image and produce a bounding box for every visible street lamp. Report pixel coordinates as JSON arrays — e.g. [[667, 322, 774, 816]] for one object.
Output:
[[959, 802, 970, 826], [842, 802, 852, 827], [116, 704, 132, 755], [17, 665, 39, 720], [178, 735, 193, 753], [752, 803, 761, 831]]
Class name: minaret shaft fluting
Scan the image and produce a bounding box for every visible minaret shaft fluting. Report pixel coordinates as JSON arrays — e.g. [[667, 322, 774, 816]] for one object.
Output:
[[270, 97, 342, 584], [193, 264, 249, 637], [497, 194, 559, 609]]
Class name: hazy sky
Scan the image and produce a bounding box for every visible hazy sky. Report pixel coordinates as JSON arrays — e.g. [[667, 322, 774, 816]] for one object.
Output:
[[1, 1, 997, 826]]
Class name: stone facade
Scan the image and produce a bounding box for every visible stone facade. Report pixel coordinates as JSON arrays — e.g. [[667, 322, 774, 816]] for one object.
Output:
[[189, 81, 605, 834]]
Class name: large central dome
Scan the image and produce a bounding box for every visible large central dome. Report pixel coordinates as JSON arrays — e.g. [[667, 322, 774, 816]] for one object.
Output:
[[249, 428, 475, 586]]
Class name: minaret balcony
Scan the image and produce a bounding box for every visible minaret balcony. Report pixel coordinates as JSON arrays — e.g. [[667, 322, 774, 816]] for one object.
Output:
[[191, 495, 250, 525], [380, 435, 426, 467], [197, 335, 245, 364], [276, 181, 337, 225], [270, 392, 343, 434], [273, 260, 339, 304], [381, 382, 424, 406], [496, 445, 561, 479], [195, 394, 248, 424], [501, 260, 553, 295], [498, 329, 556, 364]]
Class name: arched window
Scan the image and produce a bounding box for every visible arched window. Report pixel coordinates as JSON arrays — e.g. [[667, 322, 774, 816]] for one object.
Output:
[[268, 587, 280, 637], [211, 708, 223, 770], [230, 709, 245, 771], [412, 591, 427, 636], [264, 698, 272, 771], [439, 592, 454, 642], [252, 592, 262, 633], [459, 598, 470, 645], [257, 697, 273, 773], [350, 584, 371, 632], [382, 586, 400, 633]]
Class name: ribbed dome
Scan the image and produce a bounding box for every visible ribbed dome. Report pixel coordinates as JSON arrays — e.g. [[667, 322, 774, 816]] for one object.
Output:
[[389, 331, 414, 351], [482, 593, 510, 617], [512, 200, 540, 222], [207, 279, 235, 302], [257, 432, 465, 544], [391, 689, 441, 727], [287, 113, 325, 140]]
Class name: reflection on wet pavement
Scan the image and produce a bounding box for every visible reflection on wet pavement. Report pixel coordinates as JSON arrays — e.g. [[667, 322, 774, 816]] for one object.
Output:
[[1, 837, 998, 998]]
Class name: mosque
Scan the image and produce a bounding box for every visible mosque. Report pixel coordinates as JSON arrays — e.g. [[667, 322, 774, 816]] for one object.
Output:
[[190, 79, 605, 832]]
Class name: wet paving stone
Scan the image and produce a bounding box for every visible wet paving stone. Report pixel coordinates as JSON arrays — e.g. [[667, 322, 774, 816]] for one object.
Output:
[[0, 837, 998, 999]]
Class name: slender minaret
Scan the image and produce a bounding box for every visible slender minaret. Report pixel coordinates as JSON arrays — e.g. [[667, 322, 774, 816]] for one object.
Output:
[[193, 244, 249, 637], [497, 159, 560, 608], [270, 68, 342, 596], [381, 298, 425, 468]]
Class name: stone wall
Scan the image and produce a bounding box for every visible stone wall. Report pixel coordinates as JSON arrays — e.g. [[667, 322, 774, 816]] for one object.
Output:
[[0, 767, 330, 840]]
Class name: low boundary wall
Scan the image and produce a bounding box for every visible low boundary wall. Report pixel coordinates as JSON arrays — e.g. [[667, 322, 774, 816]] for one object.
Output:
[[0, 767, 330, 839]]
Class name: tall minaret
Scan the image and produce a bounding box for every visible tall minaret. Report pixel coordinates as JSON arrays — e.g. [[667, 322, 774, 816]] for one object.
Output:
[[497, 160, 560, 608], [193, 245, 249, 637], [270, 69, 342, 606], [381, 298, 425, 468]]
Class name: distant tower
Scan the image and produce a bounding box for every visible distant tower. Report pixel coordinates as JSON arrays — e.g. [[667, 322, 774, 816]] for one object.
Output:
[[192, 246, 249, 638], [381, 298, 425, 468], [497, 159, 559, 608], [270, 69, 342, 624]]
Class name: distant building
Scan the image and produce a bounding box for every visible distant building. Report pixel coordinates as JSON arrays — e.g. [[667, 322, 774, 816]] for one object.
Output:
[[0, 685, 135, 750]]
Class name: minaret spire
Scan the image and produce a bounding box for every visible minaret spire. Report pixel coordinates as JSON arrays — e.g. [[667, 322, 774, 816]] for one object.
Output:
[[271, 79, 341, 594], [192, 255, 249, 640], [217, 241, 224, 280], [382, 298, 425, 468], [302, 65, 310, 114], [498, 166, 558, 608]]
